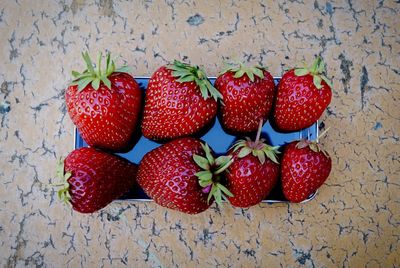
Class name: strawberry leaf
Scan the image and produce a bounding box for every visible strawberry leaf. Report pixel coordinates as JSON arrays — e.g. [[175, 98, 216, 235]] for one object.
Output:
[[101, 76, 112, 90], [106, 53, 112, 74], [57, 189, 63, 200], [56, 158, 65, 178], [82, 52, 95, 74], [217, 183, 234, 197], [92, 78, 100, 90], [256, 150, 266, 164], [71, 51, 129, 91], [294, 57, 333, 91], [71, 70, 81, 77], [201, 143, 215, 166], [251, 67, 264, 79], [214, 158, 233, 175], [231, 139, 247, 152], [317, 59, 325, 73], [97, 52, 102, 75], [310, 57, 321, 73], [52, 158, 72, 205], [205, 79, 222, 101], [173, 60, 186, 68], [294, 68, 309, 76], [71, 72, 93, 82], [199, 180, 212, 188], [172, 69, 190, 77], [245, 70, 255, 82], [219, 62, 238, 75], [215, 187, 223, 205], [313, 75, 323, 89], [321, 75, 333, 88], [193, 155, 210, 170], [207, 184, 217, 204], [115, 66, 132, 74], [233, 69, 245, 78], [265, 150, 279, 164], [238, 147, 251, 158], [233, 143, 246, 152], [168, 60, 222, 101], [215, 155, 232, 166], [198, 81, 209, 99], [223, 62, 265, 82], [77, 77, 94, 91], [195, 170, 211, 178], [309, 143, 320, 152], [177, 75, 195, 83], [65, 172, 72, 180]]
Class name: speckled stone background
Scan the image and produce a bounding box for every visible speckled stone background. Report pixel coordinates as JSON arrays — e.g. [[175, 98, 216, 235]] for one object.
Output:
[[0, 0, 399, 267]]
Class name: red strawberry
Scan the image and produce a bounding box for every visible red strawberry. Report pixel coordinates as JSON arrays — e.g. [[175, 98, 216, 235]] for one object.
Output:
[[273, 57, 332, 131], [226, 121, 280, 207], [281, 138, 332, 203], [137, 137, 233, 214], [215, 63, 275, 133], [52, 147, 138, 213], [66, 52, 142, 151], [141, 60, 222, 140]]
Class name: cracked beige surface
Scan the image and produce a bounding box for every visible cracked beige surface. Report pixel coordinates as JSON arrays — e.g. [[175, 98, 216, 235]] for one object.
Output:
[[0, 0, 399, 267]]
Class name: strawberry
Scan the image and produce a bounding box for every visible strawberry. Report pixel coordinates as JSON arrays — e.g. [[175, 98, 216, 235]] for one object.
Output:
[[66, 52, 142, 151], [226, 120, 280, 207], [215, 62, 275, 133], [137, 137, 233, 214], [141, 60, 222, 140], [281, 134, 332, 203], [52, 147, 138, 213], [273, 57, 332, 131]]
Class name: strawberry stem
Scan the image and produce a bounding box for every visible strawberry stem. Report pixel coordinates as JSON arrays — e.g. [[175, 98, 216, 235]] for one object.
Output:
[[255, 119, 263, 143]]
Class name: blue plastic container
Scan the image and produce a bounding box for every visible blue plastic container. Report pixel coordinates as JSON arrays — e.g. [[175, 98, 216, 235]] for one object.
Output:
[[74, 77, 318, 203]]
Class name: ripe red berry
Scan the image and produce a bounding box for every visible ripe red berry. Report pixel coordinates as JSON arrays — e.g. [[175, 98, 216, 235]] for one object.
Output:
[[226, 121, 280, 207], [273, 57, 332, 131], [53, 147, 138, 213], [215, 63, 275, 133], [66, 52, 142, 151], [137, 138, 233, 214], [141, 60, 222, 140], [281, 139, 332, 202]]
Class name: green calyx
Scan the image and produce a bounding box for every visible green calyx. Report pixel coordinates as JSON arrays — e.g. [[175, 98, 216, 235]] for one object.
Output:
[[232, 138, 280, 164], [296, 127, 330, 157], [220, 61, 265, 83], [296, 139, 321, 152], [50, 158, 72, 204], [167, 60, 223, 101], [193, 143, 234, 206], [231, 120, 280, 164], [294, 56, 333, 89], [70, 51, 131, 91]]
